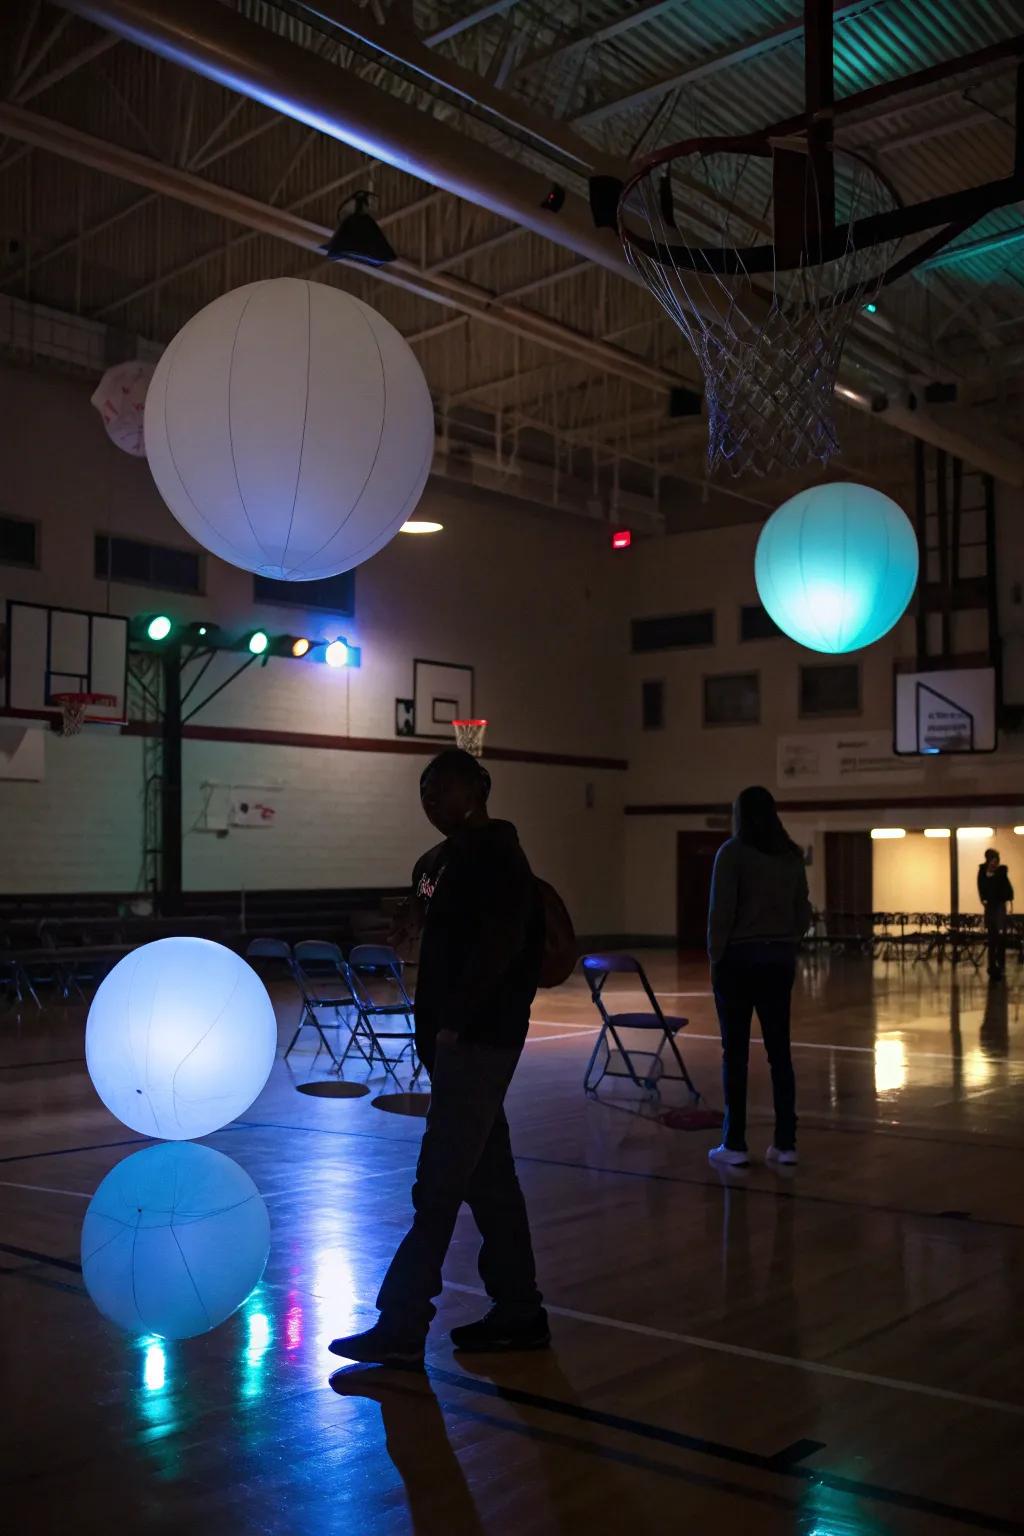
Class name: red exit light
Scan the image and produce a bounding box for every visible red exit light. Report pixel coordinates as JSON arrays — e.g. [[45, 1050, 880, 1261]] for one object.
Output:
[[611, 529, 632, 550]]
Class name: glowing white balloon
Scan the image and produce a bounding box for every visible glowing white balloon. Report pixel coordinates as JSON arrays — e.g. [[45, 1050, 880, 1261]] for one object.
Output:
[[144, 278, 435, 579], [86, 937, 277, 1139], [81, 1143, 270, 1338]]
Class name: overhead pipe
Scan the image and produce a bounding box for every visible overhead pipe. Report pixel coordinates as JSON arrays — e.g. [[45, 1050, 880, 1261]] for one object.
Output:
[[56, 0, 630, 278], [44, 0, 1024, 483], [0, 103, 679, 395]]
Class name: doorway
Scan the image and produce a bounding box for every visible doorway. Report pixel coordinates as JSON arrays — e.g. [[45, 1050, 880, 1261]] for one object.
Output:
[[676, 830, 726, 951]]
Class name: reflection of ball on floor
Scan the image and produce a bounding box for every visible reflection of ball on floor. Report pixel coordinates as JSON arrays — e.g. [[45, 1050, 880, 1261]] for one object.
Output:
[[85, 936, 277, 1139], [81, 1142, 270, 1339]]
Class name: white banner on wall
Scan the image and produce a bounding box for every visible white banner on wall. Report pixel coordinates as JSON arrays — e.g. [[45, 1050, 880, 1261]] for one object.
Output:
[[777, 730, 925, 789]]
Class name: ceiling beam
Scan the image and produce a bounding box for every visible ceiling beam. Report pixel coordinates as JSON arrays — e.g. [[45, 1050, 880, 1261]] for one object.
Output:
[[0, 102, 678, 396], [421, 0, 522, 49], [512, 0, 678, 80], [570, 1, 881, 130]]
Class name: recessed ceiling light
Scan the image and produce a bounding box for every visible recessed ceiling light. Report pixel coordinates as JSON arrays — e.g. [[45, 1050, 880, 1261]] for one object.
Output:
[[400, 520, 443, 534]]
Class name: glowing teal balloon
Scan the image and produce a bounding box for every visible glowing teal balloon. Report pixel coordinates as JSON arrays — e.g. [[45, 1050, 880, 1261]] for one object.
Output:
[[81, 1143, 270, 1339], [755, 483, 918, 653]]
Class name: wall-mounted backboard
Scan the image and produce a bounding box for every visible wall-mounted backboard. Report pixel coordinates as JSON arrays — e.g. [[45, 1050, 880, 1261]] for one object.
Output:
[[411, 659, 474, 739], [4, 600, 128, 727], [893, 665, 996, 755]]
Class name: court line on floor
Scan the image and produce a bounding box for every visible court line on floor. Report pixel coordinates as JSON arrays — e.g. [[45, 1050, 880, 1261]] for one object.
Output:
[[525, 1028, 599, 1043], [443, 1281, 1024, 1418], [425, 1366, 1024, 1535], [0, 1180, 90, 1198], [533, 1019, 986, 1063]]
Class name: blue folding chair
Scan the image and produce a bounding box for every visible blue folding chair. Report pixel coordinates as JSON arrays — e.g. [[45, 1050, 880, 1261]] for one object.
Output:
[[345, 944, 422, 1085], [581, 953, 700, 1101], [287, 940, 366, 1069]]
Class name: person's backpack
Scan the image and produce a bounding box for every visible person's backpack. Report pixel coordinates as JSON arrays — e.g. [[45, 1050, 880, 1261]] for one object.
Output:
[[536, 878, 577, 988]]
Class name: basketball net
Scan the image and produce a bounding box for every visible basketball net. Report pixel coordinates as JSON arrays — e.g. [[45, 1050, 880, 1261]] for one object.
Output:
[[50, 692, 117, 736], [619, 139, 902, 477], [452, 719, 488, 758]]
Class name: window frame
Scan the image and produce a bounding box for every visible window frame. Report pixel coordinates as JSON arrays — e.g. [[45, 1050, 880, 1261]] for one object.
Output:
[[702, 670, 761, 728], [641, 678, 666, 731], [798, 661, 861, 719], [738, 602, 783, 642], [0, 513, 40, 570], [630, 609, 715, 653], [94, 532, 203, 595]]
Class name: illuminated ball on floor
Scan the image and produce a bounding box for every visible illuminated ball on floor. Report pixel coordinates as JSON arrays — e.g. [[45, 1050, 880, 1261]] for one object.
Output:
[[86, 937, 276, 1139], [81, 1143, 270, 1338], [755, 482, 919, 652], [144, 277, 435, 580]]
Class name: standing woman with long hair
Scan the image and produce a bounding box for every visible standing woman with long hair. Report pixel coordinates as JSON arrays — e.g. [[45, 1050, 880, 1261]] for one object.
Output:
[[707, 786, 812, 1169]]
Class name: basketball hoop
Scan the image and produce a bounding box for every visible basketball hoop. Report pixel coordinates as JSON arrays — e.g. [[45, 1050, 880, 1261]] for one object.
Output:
[[618, 132, 904, 477], [452, 719, 488, 758], [50, 692, 117, 737]]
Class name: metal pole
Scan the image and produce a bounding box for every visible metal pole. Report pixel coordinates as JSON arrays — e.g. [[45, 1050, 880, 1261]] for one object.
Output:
[[949, 828, 960, 966], [160, 639, 183, 916]]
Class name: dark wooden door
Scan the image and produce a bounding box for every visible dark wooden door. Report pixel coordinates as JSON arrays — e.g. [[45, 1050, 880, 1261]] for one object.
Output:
[[677, 830, 726, 951], [824, 831, 873, 916]]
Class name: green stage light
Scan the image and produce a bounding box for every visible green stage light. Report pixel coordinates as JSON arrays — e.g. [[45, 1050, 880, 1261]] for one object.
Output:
[[147, 615, 172, 641], [248, 631, 269, 655]]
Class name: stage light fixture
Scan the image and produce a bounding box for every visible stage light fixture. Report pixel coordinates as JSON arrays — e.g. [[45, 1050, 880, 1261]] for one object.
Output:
[[870, 828, 906, 840], [248, 631, 269, 656], [147, 615, 172, 641], [320, 190, 396, 266], [325, 639, 349, 668], [291, 637, 311, 658]]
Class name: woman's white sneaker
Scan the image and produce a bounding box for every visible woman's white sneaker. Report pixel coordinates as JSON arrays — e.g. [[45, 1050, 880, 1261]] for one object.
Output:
[[708, 1145, 749, 1168], [766, 1145, 798, 1166]]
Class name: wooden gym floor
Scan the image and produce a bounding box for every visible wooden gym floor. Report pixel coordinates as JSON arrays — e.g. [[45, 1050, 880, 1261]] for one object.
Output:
[[3, 952, 1023, 1535]]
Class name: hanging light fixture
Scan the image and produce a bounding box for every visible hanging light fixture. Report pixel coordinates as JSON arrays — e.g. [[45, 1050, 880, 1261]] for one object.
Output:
[[320, 191, 396, 267]]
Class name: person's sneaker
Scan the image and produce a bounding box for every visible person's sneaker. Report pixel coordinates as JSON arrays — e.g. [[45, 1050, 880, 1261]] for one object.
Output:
[[708, 1144, 749, 1168], [328, 1323, 425, 1369], [766, 1145, 799, 1166], [450, 1307, 551, 1353]]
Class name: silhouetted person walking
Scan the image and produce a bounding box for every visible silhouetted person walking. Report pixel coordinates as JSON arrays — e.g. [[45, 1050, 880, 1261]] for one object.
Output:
[[978, 847, 1013, 982], [707, 786, 812, 1170], [330, 749, 548, 1368]]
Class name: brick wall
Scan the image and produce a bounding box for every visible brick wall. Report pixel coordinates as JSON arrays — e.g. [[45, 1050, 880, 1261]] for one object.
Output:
[[0, 358, 625, 932]]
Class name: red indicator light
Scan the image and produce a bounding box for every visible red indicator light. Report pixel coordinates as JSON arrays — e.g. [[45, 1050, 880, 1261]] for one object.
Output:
[[611, 529, 632, 550]]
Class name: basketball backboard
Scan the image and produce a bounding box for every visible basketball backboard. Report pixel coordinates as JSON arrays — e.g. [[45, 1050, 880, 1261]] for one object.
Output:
[[894, 666, 996, 755], [4, 601, 128, 728], [411, 659, 474, 739]]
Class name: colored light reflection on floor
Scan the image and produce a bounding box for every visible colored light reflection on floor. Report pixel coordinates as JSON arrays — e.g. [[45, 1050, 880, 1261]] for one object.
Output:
[[873, 1036, 908, 1096], [241, 1293, 272, 1400], [143, 1338, 166, 1393]]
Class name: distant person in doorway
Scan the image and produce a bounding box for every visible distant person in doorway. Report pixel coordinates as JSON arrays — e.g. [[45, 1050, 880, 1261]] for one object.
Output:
[[330, 748, 549, 1369], [978, 848, 1013, 982], [706, 786, 812, 1170]]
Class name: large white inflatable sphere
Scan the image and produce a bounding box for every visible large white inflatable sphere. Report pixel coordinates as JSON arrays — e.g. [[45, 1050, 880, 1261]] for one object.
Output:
[[86, 938, 277, 1139], [81, 1143, 270, 1338], [144, 278, 435, 579]]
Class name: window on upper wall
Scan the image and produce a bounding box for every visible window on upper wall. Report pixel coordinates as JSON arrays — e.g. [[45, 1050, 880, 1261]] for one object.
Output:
[[739, 602, 783, 641], [253, 572, 356, 614], [631, 610, 714, 652], [642, 679, 665, 731], [704, 672, 760, 726], [800, 662, 860, 717], [95, 534, 201, 594], [0, 514, 38, 568]]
